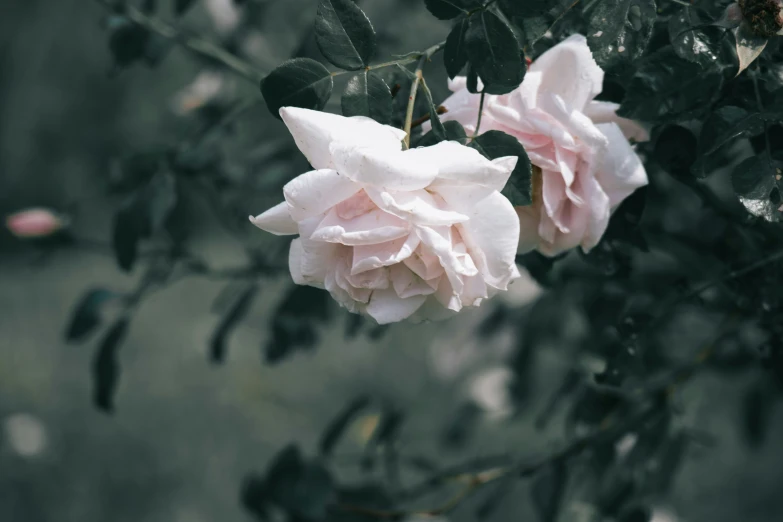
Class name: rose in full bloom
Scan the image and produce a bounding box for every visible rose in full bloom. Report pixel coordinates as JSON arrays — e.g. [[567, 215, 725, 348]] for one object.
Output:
[[250, 107, 522, 324], [433, 34, 648, 256], [5, 208, 68, 238]]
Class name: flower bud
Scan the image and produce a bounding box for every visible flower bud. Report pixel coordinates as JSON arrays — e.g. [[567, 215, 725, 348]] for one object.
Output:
[[5, 208, 68, 238], [739, 0, 783, 37]]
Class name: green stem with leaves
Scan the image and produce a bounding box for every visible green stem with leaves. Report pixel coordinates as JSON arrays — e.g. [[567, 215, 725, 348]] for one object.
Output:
[[96, 0, 265, 83], [401, 42, 445, 149]]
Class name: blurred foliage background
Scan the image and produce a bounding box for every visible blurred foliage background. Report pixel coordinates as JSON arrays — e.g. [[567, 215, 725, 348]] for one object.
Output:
[[1, 1, 783, 521]]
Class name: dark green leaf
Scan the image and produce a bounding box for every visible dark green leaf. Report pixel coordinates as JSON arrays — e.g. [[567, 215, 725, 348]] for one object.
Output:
[[108, 16, 150, 68], [266, 285, 331, 364], [261, 58, 334, 119], [445, 16, 469, 79], [654, 125, 698, 180], [92, 317, 130, 413], [424, 0, 479, 20], [240, 474, 270, 520], [266, 445, 336, 520], [65, 288, 117, 342], [421, 82, 446, 141], [466, 63, 479, 93], [618, 47, 723, 123], [141, 0, 157, 14], [647, 432, 688, 494], [341, 71, 392, 124], [619, 506, 652, 522], [174, 0, 196, 16], [112, 172, 177, 272], [742, 383, 773, 448], [465, 11, 524, 95], [587, 0, 656, 70], [731, 155, 783, 222], [668, 8, 721, 68], [470, 130, 533, 206], [531, 461, 567, 522], [315, 0, 376, 70], [319, 395, 372, 457], [416, 120, 468, 147], [498, 0, 550, 17], [210, 283, 258, 364]]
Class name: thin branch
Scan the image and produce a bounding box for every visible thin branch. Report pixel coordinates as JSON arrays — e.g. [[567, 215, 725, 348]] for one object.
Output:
[[96, 0, 265, 83], [473, 91, 486, 138], [410, 106, 447, 130], [402, 42, 446, 149]]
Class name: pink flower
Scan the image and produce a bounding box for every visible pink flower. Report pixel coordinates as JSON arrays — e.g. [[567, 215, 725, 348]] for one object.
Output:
[[434, 35, 648, 256], [5, 208, 68, 238], [250, 107, 521, 324]]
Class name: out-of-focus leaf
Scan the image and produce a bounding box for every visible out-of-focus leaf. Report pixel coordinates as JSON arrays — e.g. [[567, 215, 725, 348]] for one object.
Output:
[[240, 473, 270, 520], [619, 47, 723, 123], [92, 317, 130, 413], [441, 402, 481, 449], [424, 0, 480, 20], [265, 445, 336, 520], [421, 80, 446, 141], [498, 0, 549, 17], [265, 285, 331, 364], [465, 11, 524, 95], [655, 125, 698, 180], [107, 16, 151, 68], [112, 172, 177, 272], [470, 130, 533, 206], [65, 288, 118, 343], [732, 155, 783, 222], [587, 0, 657, 70], [174, 0, 197, 16], [341, 72, 392, 124], [531, 461, 567, 522], [315, 0, 376, 70], [320, 395, 372, 458], [647, 432, 688, 494], [261, 58, 333, 118], [444, 16, 469, 78], [742, 382, 775, 447], [210, 283, 259, 363]]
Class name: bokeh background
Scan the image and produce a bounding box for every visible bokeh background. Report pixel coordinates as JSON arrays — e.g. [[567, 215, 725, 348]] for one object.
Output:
[[1, 1, 782, 521]]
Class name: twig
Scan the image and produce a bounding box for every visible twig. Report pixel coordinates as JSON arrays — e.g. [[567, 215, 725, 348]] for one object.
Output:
[[96, 0, 265, 83], [410, 106, 447, 130], [473, 91, 486, 138], [402, 42, 446, 149]]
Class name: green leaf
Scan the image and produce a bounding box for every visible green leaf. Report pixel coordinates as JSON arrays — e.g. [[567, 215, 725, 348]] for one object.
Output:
[[618, 47, 723, 123], [107, 16, 151, 68], [266, 285, 331, 364], [445, 16, 469, 79], [210, 283, 259, 364], [498, 0, 550, 17], [65, 288, 118, 343], [341, 71, 392, 124], [92, 317, 130, 413], [174, 0, 196, 16], [465, 11, 524, 95], [421, 81, 447, 141], [261, 58, 333, 119], [424, 0, 479, 20], [470, 130, 533, 206], [319, 395, 371, 458], [668, 7, 721, 68], [692, 106, 770, 178], [112, 172, 177, 272], [587, 0, 656, 70], [531, 461, 567, 522], [732, 155, 783, 222], [315, 0, 376, 70], [416, 120, 468, 147], [654, 125, 698, 180], [265, 445, 336, 520], [742, 383, 774, 448]]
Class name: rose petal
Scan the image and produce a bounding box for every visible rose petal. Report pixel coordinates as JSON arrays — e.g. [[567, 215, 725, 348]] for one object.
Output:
[[529, 34, 603, 111], [584, 101, 650, 142], [280, 107, 405, 170], [310, 208, 409, 246], [330, 144, 439, 191], [352, 234, 420, 275], [366, 188, 469, 227], [407, 141, 517, 191], [283, 169, 361, 221], [594, 123, 649, 207], [249, 201, 298, 235], [366, 288, 427, 324]]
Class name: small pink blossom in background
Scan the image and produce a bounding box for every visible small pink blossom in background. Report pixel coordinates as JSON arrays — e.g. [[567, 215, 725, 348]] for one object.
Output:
[[433, 35, 649, 256], [5, 208, 68, 238], [250, 108, 522, 324]]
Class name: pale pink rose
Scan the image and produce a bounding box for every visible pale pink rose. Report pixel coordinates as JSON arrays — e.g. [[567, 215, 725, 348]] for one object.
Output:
[[5, 208, 68, 238], [434, 34, 648, 256], [250, 107, 521, 324]]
